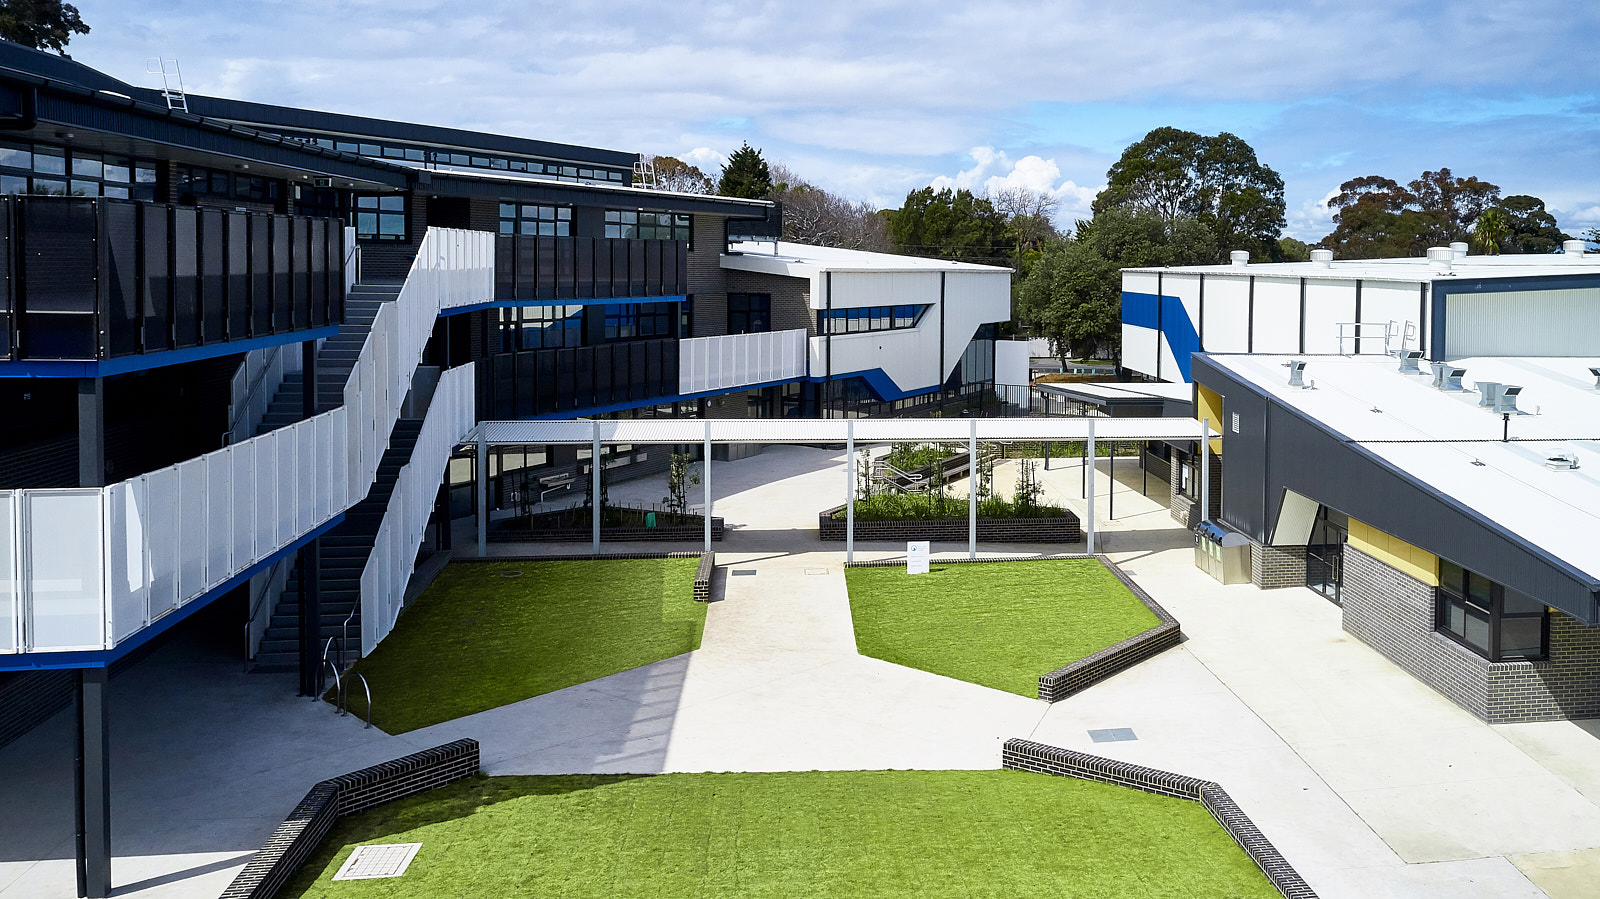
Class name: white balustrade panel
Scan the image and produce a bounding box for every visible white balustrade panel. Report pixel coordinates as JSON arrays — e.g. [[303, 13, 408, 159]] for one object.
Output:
[[678, 329, 807, 395], [362, 363, 476, 655], [0, 493, 15, 652], [23, 490, 105, 652]]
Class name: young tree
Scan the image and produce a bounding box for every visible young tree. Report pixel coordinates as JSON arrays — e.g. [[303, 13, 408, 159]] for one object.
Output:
[[0, 0, 89, 55], [767, 162, 891, 251], [717, 143, 772, 199], [1472, 208, 1510, 255], [888, 187, 1007, 263]]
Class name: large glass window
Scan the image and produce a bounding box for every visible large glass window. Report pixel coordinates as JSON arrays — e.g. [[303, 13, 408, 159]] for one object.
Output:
[[355, 194, 407, 240], [819, 304, 930, 335], [604, 209, 690, 240], [1436, 560, 1548, 661], [498, 305, 584, 351], [0, 142, 155, 200], [603, 302, 671, 340], [499, 203, 571, 236], [728, 293, 771, 334]]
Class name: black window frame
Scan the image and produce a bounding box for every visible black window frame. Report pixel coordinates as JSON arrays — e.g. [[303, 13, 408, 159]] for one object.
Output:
[[728, 293, 771, 335], [604, 209, 690, 241], [1434, 559, 1549, 662], [818, 304, 930, 335], [603, 302, 672, 341], [498, 305, 585, 351], [354, 193, 407, 241], [499, 202, 572, 237]]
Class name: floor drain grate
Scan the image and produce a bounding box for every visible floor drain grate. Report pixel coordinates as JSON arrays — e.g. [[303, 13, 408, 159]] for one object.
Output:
[[499, 570, 523, 578], [1087, 727, 1138, 743], [804, 568, 829, 576], [333, 843, 423, 881], [730, 569, 757, 576]]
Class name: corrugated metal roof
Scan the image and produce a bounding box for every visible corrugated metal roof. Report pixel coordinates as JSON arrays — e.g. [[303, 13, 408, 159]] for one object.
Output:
[[1124, 254, 1600, 283], [467, 417, 1209, 445], [722, 241, 1012, 276]]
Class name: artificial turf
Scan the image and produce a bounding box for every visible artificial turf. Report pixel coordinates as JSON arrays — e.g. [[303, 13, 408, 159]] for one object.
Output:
[[281, 770, 1278, 899], [846, 559, 1159, 697], [337, 559, 703, 733]]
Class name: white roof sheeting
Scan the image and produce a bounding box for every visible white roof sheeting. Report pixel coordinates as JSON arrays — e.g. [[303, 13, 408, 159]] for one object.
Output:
[[722, 242, 1011, 276], [1125, 253, 1600, 283], [1037, 381, 1194, 403], [1208, 354, 1600, 583], [468, 416, 1210, 446]]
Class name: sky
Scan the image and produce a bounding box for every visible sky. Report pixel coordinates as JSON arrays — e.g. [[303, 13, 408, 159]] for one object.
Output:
[[67, 0, 1600, 242]]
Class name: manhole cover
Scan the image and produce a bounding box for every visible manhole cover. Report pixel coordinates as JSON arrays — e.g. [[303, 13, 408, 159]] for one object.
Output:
[[730, 569, 757, 576], [804, 568, 829, 576], [1087, 727, 1138, 743], [333, 843, 423, 880], [499, 570, 523, 578]]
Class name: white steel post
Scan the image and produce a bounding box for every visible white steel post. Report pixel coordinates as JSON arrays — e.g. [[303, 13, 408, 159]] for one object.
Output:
[[475, 435, 487, 557], [591, 421, 601, 554], [968, 418, 977, 560], [703, 420, 712, 552], [1199, 417, 1210, 524], [846, 419, 855, 564], [1085, 418, 1096, 555]]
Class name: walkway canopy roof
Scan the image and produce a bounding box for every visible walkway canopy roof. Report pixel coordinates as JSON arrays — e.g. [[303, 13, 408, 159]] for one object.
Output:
[[467, 417, 1212, 445]]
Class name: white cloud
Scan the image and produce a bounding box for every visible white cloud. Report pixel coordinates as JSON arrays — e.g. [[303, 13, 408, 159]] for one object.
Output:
[[1284, 188, 1342, 243], [679, 147, 727, 174], [930, 148, 1103, 226]]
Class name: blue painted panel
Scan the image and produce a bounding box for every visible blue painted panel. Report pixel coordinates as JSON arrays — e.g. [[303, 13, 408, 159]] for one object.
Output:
[[1122, 291, 1160, 330], [1161, 294, 1200, 382]]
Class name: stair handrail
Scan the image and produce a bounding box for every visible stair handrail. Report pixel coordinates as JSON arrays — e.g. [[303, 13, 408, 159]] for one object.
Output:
[[319, 635, 342, 695], [321, 655, 340, 709], [243, 554, 292, 671], [340, 604, 358, 670], [348, 673, 372, 729]]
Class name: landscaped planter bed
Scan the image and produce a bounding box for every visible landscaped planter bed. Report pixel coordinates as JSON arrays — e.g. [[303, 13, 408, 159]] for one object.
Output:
[[818, 504, 1080, 543], [492, 507, 724, 542]]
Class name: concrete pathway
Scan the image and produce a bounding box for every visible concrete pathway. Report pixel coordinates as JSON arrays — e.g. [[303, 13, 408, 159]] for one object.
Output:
[[7, 443, 1600, 898]]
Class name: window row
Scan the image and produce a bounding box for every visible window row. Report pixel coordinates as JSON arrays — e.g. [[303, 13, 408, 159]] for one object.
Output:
[[0, 141, 158, 200], [1435, 560, 1548, 661], [605, 209, 690, 241], [728, 293, 770, 335], [498, 306, 585, 352], [499, 203, 572, 237], [281, 132, 628, 183], [355, 194, 406, 240], [175, 165, 283, 204], [604, 302, 673, 340], [818, 304, 929, 334]]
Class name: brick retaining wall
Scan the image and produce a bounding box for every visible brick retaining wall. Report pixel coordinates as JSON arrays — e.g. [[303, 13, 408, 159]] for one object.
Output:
[[818, 506, 1081, 543], [492, 518, 723, 543], [220, 739, 478, 899], [1002, 739, 1316, 898], [1037, 559, 1181, 702]]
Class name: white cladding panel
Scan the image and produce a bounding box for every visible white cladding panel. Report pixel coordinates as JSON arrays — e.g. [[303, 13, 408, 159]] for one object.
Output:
[[995, 340, 1031, 386], [1124, 270, 1160, 297], [1159, 333, 1184, 381], [1123, 323, 1158, 377], [1250, 279, 1302, 354], [828, 270, 941, 308], [1446, 288, 1600, 357], [1203, 276, 1250, 353], [1166, 273, 1201, 330], [1360, 281, 1423, 352], [1303, 279, 1355, 354]]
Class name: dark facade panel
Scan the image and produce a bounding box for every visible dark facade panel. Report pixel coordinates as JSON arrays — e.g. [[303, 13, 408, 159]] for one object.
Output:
[[199, 208, 226, 343], [171, 207, 199, 348], [102, 202, 138, 357], [225, 212, 249, 339]]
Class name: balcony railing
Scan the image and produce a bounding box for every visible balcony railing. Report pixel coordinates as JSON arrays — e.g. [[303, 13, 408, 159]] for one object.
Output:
[[0, 196, 345, 362], [680, 329, 807, 395], [493, 235, 687, 302]]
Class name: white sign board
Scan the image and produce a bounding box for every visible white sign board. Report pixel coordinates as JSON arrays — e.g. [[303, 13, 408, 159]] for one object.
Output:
[[907, 541, 931, 575]]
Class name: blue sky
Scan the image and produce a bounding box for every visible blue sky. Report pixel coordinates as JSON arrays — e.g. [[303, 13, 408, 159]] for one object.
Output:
[[69, 0, 1600, 241]]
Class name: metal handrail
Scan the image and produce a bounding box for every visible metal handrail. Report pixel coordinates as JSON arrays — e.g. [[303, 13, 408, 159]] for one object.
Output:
[[340, 605, 357, 671], [242, 554, 292, 672], [319, 635, 341, 696], [227, 345, 285, 439], [322, 657, 340, 710], [348, 673, 372, 729]]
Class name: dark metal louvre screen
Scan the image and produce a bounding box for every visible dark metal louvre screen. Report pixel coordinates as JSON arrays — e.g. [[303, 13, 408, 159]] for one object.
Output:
[[199, 208, 226, 344], [20, 197, 98, 359], [170, 206, 199, 349], [102, 201, 139, 357]]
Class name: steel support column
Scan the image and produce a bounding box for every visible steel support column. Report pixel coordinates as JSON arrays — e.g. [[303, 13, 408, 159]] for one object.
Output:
[[1199, 418, 1210, 524], [297, 538, 321, 696], [591, 422, 601, 554], [77, 378, 105, 488], [1085, 419, 1096, 555], [75, 667, 110, 898], [968, 419, 977, 560], [703, 421, 712, 552], [476, 436, 488, 557], [845, 420, 855, 563]]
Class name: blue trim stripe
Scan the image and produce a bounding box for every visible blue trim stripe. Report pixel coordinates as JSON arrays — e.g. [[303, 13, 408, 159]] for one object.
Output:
[[0, 326, 339, 379], [0, 513, 344, 672], [1122, 291, 1199, 382], [441, 295, 686, 317], [808, 368, 938, 402]]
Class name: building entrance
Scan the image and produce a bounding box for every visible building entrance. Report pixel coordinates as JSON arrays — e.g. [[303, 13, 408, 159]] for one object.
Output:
[[1306, 506, 1348, 604]]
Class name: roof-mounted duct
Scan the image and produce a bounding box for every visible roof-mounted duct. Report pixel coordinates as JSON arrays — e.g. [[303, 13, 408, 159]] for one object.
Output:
[[1310, 248, 1333, 268], [1449, 241, 1469, 259], [1285, 359, 1307, 388], [1431, 361, 1466, 391], [1398, 350, 1424, 373], [1476, 381, 1503, 407], [1589, 366, 1600, 388], [1564, 239, 1589, 260], [1494, 385, 1522, 415], [1230, 250, 1250, 267], [1427, 246, 1453, 274]]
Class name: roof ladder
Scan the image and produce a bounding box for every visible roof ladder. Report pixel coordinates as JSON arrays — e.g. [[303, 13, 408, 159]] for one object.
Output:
[[146, 57, 189, 113], [632, 157, 657, 189]]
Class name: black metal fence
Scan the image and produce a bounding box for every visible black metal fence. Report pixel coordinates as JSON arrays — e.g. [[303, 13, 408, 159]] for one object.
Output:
[[0, 196, 344, 361], [493, 235, 687, 302], [479, 337, 680, 418]]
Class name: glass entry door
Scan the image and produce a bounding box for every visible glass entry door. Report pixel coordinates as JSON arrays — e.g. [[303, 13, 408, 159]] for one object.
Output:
[[1306, 506, 1348, 604]]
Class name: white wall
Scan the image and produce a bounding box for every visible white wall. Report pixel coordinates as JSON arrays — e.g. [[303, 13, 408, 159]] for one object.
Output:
[[996, 340, 1031, 386], [1202, 276, 1251, 353], [1446, 288, 1600, 357]]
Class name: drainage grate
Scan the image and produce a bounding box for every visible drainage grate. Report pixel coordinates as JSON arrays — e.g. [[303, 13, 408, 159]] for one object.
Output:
[[499, 570, 523, 578], [333, 843, 423, 881], [1087, 727, 1138, 743], [804, 568, 829, 576], [730, 569, 757, 576]]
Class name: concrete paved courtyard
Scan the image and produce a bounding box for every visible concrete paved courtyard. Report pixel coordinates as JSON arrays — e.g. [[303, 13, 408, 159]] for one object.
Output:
[[3, 443, 1599, 897]]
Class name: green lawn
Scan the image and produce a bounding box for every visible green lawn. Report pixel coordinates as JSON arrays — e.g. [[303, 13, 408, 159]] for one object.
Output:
[[282, 770, 1277, 899], [338, 559, 703, 733], [847, 560, 1159, 697]]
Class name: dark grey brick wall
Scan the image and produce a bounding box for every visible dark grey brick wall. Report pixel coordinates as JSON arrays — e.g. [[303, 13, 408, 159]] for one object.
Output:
[[724, 269, 814, 337], [688, 215, 729, 337], [818, 507, 1081, 543], [1002, 739, 1317, 898], [1168, 453, 1221, 527], [1252, 543, 1309, 591], [1038, 558, 1181, 702], [1342, 546, 1600, 723]]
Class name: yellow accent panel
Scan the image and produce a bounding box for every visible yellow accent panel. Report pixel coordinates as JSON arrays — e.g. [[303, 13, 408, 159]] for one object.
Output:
[[1348, 518, 1438, 586], [1196, 384, 1224, 454]]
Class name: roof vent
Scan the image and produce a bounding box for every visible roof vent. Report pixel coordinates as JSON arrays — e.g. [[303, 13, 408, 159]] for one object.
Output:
[[1449, 241, 1469, 259], [1563, 239, 1588, 258], [1398, 350, 1424, 372], [1589, 366, 1600, 388], [1230, 250, 1250, 267], [1546, 453, 1580, 471], [1285, 359, 1307, 388], [1493, 385, 1522, 414], [1476, 381, 1503, 407], [1310, 248, 1334, 268], [1431, 361, 1467, 390], [1427, 246, 1453, 273]]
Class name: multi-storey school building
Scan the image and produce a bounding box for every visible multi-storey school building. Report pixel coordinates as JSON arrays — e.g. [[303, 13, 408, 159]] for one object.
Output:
[[0, 43, 1010, 896]]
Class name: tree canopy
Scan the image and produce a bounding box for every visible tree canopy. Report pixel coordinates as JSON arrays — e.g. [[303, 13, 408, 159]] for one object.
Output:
[[1093, 126, 1285, 262], [887, 187, 1008, 263], [1498, 195, 1570, 254], [0, 0, 89, 55], [644, 155, 714, 194], [1322, 169, 1503, 258], [767, 162, 889, 251], [717, 143, 772, 199]]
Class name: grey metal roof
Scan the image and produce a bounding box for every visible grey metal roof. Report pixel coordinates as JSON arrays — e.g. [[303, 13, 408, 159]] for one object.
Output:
[[467, 417, 1209, 445]]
